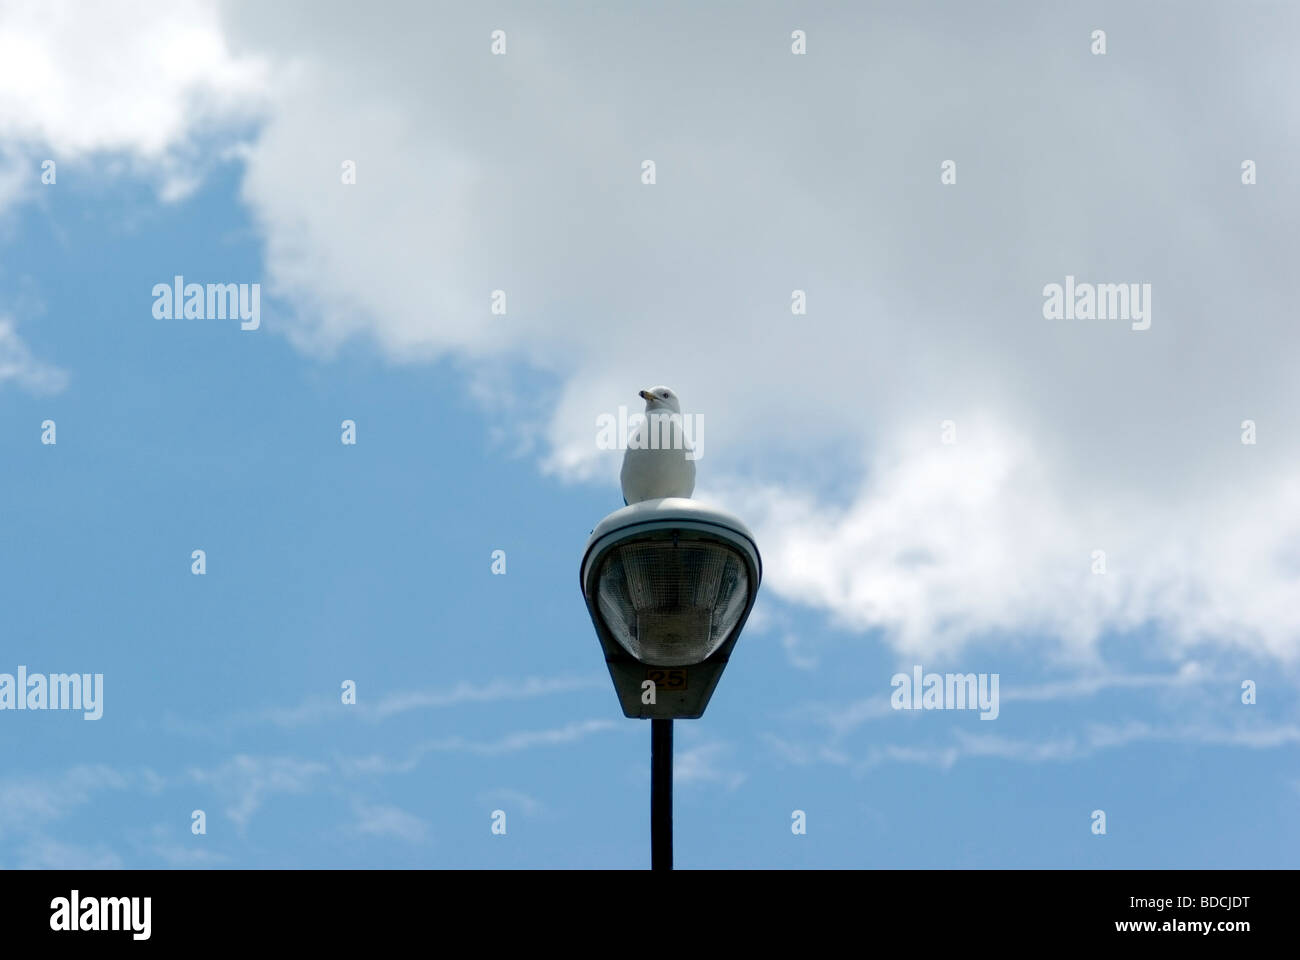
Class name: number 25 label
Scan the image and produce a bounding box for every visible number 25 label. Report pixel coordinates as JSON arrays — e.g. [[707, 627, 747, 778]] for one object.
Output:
[[646, 669, 687, 691]]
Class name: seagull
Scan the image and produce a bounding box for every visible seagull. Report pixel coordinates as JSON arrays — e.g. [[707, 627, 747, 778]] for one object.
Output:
[[621, 386, 696, 505]]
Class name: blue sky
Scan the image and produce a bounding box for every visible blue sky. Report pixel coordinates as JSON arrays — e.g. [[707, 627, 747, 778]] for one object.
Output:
[[1, 0, 1298, 868]]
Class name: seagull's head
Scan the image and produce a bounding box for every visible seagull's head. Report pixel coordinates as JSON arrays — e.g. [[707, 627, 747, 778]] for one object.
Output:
[[639, 385, 682, 414]]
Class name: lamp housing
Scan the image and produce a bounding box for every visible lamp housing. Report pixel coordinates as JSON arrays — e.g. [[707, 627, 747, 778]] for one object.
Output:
[[580, 497, 762, 719]]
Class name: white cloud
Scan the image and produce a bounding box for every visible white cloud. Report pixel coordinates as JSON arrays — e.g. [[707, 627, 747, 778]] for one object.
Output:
[[368, 676, 606, 721], [0, 764, 127, 834], [148, 842, 229, 866], [769, 721, 1300, 774], [723, 426, 1300, 664], [208, 674, 606, 732], [220, 2, 1300, 667], [17, 836, 123, 869], [417, 719, 619, 756], [0, 0, 268, 208], [0, 148, 26, 211], [0, 765, 133, 868], [4, 1, 1300, 668], [338, 719, 621, 775], [336, 753, 419, 777], [0, 316, 68, 394], [351, 800, 428, 843], [763, 734, 853, 769], [479, 788, 544, 818], [187, 755, 329, 830], [134, 823, 229, 866], [674, 741, 746, 790], [801, 665, 1217, 740], [780, 634, 820, 671]]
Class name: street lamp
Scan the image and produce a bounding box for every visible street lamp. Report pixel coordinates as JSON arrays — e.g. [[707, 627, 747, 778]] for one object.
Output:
[[579, 496, 763, 869]]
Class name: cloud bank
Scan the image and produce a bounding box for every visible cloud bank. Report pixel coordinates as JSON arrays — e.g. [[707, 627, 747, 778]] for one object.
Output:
[[3, 0, 1297, 664]]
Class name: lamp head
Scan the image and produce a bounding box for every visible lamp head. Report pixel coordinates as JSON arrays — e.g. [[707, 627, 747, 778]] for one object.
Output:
[[580, 498, 762, 718]]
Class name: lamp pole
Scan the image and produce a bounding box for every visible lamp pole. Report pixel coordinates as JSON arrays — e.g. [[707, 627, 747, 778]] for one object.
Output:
[[580, 499, 762, 870], [651, 718, 673, 870]]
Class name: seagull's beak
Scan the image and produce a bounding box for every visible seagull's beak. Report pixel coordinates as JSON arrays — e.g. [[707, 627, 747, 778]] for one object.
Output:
[[639, 389, 656, 402]]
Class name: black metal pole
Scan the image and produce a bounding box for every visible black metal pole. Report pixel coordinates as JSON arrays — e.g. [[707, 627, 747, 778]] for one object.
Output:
[[651, 718, 673, 870]]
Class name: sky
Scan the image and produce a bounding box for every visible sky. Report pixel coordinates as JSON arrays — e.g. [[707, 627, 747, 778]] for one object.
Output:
[[0, 0, 1297, 868]]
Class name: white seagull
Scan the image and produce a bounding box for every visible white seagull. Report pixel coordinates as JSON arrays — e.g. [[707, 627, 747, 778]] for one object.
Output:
[[620, 385, 696, 504]]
